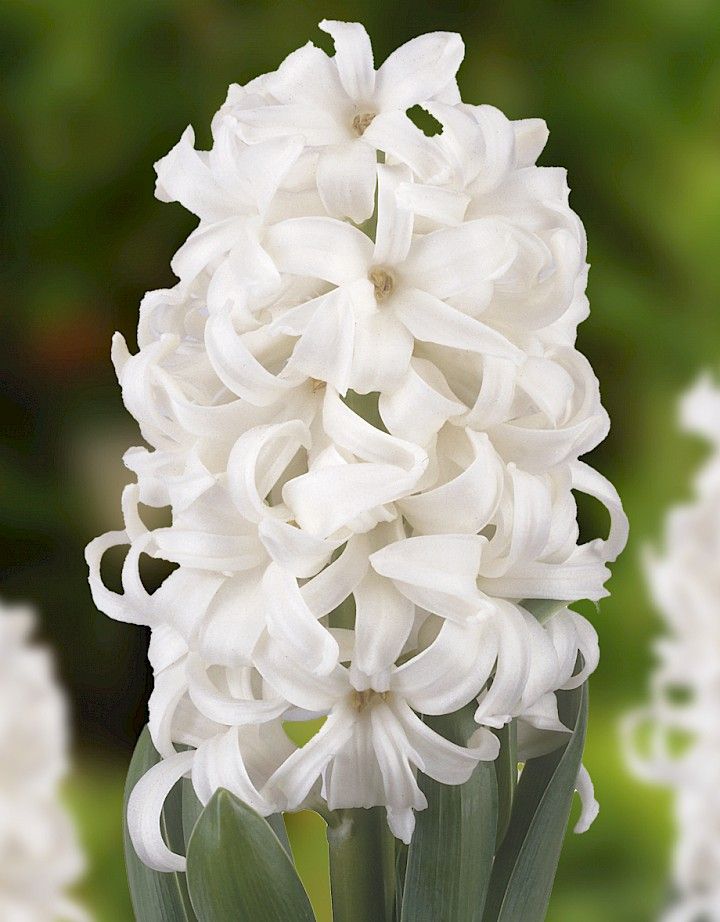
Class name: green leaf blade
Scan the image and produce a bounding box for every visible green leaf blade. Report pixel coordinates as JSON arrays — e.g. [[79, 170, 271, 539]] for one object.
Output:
[[123, 727, 197, 922], [186, 789, 316, 922], [482, 683, 589, 922], [400, 706, 498, 922]]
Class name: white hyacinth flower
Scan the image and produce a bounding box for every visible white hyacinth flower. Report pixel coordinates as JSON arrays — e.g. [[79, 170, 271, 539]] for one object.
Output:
[[0, 603, 88, 921], [86, 20, 627, 872], [624, 375, 720, 922]]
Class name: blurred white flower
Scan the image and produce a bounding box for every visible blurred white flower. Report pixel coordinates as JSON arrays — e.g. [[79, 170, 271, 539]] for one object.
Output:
[[0, 604, 88, 921], [87, 20, 626, 871], [624, 374, 720, 922]]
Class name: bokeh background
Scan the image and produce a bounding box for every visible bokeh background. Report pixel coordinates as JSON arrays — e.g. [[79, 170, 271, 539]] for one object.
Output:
[[1, 0, 719, 918]]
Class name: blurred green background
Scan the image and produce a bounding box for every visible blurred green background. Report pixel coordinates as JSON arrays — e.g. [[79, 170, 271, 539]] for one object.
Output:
[[1, 0, 719, 918]]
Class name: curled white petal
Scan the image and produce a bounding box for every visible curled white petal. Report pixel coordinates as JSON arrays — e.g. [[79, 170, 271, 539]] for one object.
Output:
[[127, 750, 195, 872]]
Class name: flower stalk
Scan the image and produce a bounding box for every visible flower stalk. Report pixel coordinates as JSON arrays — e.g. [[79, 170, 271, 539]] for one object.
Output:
[[327, 808, 396, 922]]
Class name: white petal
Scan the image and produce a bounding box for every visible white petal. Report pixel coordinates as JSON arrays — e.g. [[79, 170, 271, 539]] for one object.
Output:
[[504, 465, 553, 567], [400, 431, 503, 534], [386, 806, 417, 845], [515, 701, 571, 761], [461, 354, 517, 429], [284, 461, 407, 539], [284, 394, 427, 538], [198, 572, 267, 667], [220, 135, 305, 218], [285, 285, 359, 394], [370, 703, 426, 836], [85, 531, 148, 626], [370, 535, 488, 622], [353, 569, 415, 679], [363, 111, 448, 180], [265, 706, 355, 810], [186, 654, 288, 726], [153, 526, 265, 573], [253, 632, 347, 712], [373, 163, 414, 266], [375, 32, 464, 111], [258, 517, 338, 579], [404, 220, 516, 300], [264, 41, 345, 110], [154, 126, 228, 221], [127, 750, 195, 872], [324, 386, 426, 469], [396, 698, 498, 781], [317, 141, 377, 223], [349, 308, 414, 395], [206, 235, 281, 314], [379, 357, 464, 445], [324, 714, 383, 810], [479, 546, 612, 603], [227, 420, 310, 523], [558, 612, 599, 690], [205, 307, 295, 406], [263, 563, 340, 676], [171, 217, 243, 282], [573, 764, 599, 833], [394, 287, 522, 363], [301, 535, 370, 617], [517, 356, 575, 424], [235, 103, 344, 146], [393, 616, 496, 714], [397, 181, 470, 226], [191, 727, 280, 815], [148, 662, 189, 758], [570, 460, 629, 563], [264, 217, 372, 285], [513, 117, 549, 167], [320, 20, 376, 100], [475, 601, 531, 728]]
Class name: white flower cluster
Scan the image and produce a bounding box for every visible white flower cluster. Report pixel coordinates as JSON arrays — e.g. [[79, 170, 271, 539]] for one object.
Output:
[[0, 604, 87, 921], [625, 376, 720, 922], [86, 21, 627, 871]]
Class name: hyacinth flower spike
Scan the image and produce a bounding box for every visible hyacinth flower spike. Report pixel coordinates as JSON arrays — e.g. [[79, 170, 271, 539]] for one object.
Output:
[[86, 19, 627, 922]]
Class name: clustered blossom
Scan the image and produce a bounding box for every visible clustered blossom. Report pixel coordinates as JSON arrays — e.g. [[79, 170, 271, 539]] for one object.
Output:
[[625, 376, 720, 922], [0, 603, 87, 921], [86, 21, 627, 872]]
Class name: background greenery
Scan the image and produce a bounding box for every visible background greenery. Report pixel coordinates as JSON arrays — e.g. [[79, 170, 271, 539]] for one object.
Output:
[[1, 0, 719, 918]]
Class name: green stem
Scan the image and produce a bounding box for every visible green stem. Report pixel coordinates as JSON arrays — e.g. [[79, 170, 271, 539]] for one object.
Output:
[[494, 719, 518, 849], [327, 808, 396, 922]]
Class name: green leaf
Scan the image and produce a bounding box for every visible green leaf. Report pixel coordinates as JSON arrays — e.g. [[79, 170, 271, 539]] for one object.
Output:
[[186, 789, 316, 922], [482, 683, 588, 922], [267, 812, 293, 858], [123, 727, 197, 922], [182, 778, 203, 851], [394, 842, 409, 922], [181, 777, 292, 860], [400, 705, 498, 922]]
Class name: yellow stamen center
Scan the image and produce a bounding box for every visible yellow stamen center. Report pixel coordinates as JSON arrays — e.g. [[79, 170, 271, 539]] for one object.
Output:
[[352, 111, 376, 136], [350, 688, 389, 711], [368, 266, 395, 301]]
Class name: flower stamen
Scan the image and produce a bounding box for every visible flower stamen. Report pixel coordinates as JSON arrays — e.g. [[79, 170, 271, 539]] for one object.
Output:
[[352, 111, 376, 136], [350, 688, 389, 711], [368, 266, 395, 302]]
